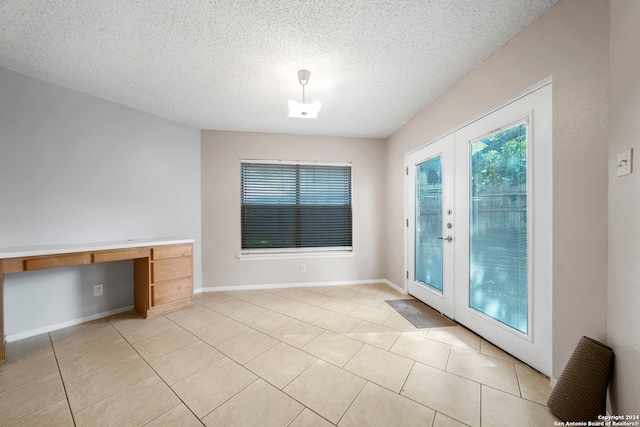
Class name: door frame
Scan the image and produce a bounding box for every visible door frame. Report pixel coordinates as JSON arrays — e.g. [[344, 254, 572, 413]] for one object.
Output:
[[403, 79, 552, 375]]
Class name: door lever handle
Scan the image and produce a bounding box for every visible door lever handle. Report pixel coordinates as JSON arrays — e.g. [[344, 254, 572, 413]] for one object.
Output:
[[438, 236, 453, 242]]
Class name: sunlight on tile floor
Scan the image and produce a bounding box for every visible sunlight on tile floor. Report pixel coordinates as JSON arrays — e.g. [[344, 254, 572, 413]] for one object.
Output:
[[0, 283, 560, 426]]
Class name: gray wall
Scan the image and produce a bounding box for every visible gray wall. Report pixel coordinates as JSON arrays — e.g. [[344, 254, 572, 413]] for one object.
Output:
[[0, 67, 202, 337], [201, 130, 386, 289], [608, 0, 640, 414], [384, 0, 609, 381]]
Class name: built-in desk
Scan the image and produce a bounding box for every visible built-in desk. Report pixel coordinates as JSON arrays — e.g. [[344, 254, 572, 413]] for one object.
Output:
[[0, 238, 194, 363]]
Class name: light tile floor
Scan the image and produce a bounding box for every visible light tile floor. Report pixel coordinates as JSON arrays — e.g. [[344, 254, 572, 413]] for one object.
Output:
[[0, 283, 561, 426]]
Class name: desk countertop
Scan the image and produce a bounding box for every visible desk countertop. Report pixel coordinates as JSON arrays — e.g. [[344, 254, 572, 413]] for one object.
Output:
[[0, 237, 194, 259]]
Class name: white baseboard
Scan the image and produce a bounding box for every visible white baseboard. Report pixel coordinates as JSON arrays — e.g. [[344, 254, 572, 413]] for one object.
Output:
[[6, 305, 134, 343], [8, 280, 405, 342], [383, 279, 406, 294], [199, 278, 406, 294]]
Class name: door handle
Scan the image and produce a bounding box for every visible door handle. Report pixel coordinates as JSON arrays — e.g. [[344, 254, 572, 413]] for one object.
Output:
[[438, 236, 453, 242]]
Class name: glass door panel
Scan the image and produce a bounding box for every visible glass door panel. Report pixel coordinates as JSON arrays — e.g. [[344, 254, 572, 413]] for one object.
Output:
[[469, 122, 528, 334], [415, 156, 443, 293], [406, 134, 454, 318]]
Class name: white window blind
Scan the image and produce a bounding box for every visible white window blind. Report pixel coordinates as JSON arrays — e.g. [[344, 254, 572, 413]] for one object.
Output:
[[241, 160, 353, 252]]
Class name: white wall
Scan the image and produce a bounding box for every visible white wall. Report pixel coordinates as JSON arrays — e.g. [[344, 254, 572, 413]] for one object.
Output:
[[201, 130, 386, 289], [384, 0, 609, 380], [608, 0, 640, 413], [0, 67, 202, 336]]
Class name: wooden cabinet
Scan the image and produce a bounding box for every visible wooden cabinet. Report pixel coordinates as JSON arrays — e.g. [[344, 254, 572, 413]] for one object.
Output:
[[135, 243, 193, 317], [0, 238, 194, 363], [0, 243, 193, 318]]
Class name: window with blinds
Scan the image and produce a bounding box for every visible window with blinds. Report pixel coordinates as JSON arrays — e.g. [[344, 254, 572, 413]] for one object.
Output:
[[241, 160, 353, 252]]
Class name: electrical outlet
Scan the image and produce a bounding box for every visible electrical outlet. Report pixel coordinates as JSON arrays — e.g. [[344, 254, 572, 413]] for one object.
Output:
[[300, 264, 306, 273], [94, 284, 103, 296]]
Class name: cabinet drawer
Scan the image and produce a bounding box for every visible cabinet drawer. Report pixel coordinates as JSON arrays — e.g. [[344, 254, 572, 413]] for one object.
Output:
[[92, 249, 138, 263], [151, 257, 192, 283], [152, 245, 192, 260], [25, 253, 87, 271], [2, 258, 25, 273], [151, 278, 193, 306]]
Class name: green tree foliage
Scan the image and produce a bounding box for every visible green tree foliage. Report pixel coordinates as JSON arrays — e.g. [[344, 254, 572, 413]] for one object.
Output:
[[472, 123, 527, 187]]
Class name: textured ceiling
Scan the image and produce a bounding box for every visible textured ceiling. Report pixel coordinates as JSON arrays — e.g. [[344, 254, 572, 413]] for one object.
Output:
[[0, 0, 558, 138]]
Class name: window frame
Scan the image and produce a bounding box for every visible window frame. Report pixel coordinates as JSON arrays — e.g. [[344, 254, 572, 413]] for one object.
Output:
[[240, 159, 354, 256]]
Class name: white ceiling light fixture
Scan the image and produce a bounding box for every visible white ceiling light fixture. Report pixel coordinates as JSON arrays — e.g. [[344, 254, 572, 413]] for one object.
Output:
[[288, 69, 322, 119]]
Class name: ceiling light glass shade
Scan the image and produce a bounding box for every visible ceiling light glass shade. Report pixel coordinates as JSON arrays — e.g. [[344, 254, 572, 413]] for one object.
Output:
[[288, 100, 322, 118], [297, 69, 310, 85]]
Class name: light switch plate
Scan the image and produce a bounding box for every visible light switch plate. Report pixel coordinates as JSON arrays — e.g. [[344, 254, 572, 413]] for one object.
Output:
[[617, 149, 632, 177]]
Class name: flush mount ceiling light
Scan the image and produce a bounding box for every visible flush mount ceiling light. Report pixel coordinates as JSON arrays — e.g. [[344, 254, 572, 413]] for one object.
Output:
[[288, 69, 322, 119]]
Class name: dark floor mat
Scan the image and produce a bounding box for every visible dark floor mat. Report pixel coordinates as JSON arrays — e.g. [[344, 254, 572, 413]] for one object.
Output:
[[385, 299, 457, 328]]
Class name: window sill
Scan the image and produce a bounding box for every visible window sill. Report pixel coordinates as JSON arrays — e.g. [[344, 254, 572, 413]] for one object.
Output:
[[237, 251, 355, 260]]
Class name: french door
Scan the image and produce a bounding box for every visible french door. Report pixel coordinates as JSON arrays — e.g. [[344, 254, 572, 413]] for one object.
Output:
[[405, 82, 552, 375], [406, 134, 455, 317]]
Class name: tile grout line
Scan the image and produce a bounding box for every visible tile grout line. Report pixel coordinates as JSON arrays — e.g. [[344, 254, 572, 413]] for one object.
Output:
[[98, 316, 196, 425], [181, 287, 517, 425], [514, 359, 525, 399], [127, 304, 327, 424], [398, 359, 416, 396], [128, 310, 277, 424], [334, 379, 368, 426], [47, 332, 77, 427], [208, 288, 421, 425], [197, 376, 262, 423], [0, 334, 78, 426], [480, 384, 483, 426], [120, 314, 207, 425], [141, 287, 505, 422]]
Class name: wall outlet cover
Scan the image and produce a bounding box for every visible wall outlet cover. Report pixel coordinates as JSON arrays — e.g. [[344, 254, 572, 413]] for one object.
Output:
[[94, 284, 104, 296], [617, 149, 632, 177]]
